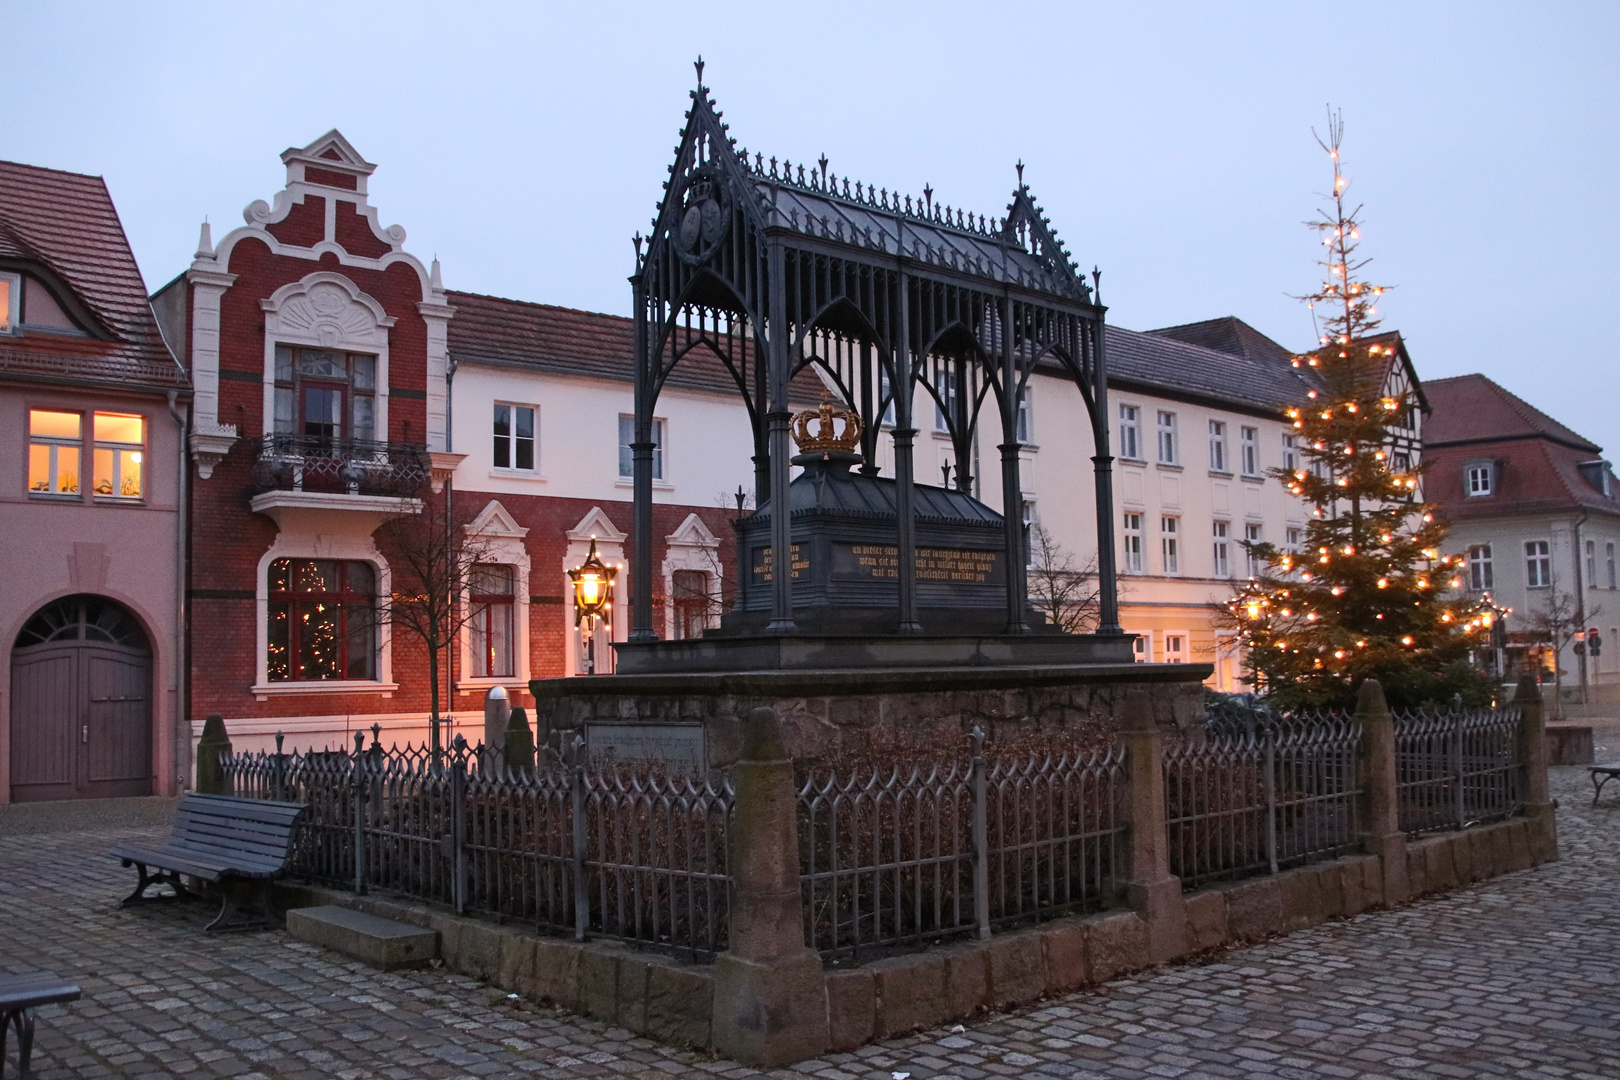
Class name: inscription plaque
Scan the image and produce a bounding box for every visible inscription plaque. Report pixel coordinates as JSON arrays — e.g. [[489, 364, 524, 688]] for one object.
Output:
[[830, 543, 1002, 585], [585, 722, 707, 772], [750, 543, 808, 583]]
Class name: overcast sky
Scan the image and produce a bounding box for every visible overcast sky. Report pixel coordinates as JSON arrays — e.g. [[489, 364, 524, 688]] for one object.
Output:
[[6, 1, 1615, 456]]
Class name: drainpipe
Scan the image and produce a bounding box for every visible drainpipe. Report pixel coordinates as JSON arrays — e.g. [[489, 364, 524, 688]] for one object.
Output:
[[166, 390, 190, 794]]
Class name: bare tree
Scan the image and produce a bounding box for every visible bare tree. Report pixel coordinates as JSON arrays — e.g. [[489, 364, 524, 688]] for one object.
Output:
[[1025, 523, 1101, 634], [1524, 591, 1604, 719], [376, 489, 496, 756]]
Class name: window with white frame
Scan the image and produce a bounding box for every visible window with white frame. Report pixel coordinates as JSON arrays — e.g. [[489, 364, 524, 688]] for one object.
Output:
[[1118, 404, 1141, 460], [1161, 515, 1180, 575], [1014, 383, 1033, 443], [1021, 499, 1036, 569], [28, 409, 81, 496], [1587, 540, 1598, 588], [1240, 426, 1260, 477], [1525, 540, 1551, 588], [0, 272, 18, 333], [1282, 433, 1299, 472], [272, 346, 376, 442], [493, 403, 536, 472], [1123, 512, 1144, 573], [1132, 634, 1149, 662], [618, 414, 665, 480], [1245, 523, 1263, 577], [1157, 410, 1178, 465], [1212, 521, 1231, 577], [467, 565, 515, 678], [1609, 542, 1617, 589], [91, 412, 144, 500], [1163, 633, 1188, 664], [934, 368, 958, 432], [1286, 526, 1303, 553], [1465, 462, 1494, 497], [267, 559, 377, 681], [1209, 420, 1228, 473], [1468, 544, 1493, 591]]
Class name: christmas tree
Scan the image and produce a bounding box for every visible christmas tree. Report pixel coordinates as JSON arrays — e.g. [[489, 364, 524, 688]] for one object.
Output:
[[1227, 110, 1494, 710]]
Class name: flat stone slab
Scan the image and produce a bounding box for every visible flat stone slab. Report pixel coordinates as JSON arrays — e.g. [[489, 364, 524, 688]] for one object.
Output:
[[286, 905, 438, 970]]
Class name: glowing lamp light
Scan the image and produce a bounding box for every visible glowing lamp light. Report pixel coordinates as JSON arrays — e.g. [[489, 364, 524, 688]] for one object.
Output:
[[1401, 636, 1414, 646], [568, 538, 618, 624]]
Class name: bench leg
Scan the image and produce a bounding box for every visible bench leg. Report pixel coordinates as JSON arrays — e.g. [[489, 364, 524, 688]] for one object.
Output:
[[204, 880, 276, 933], [120, 861, 195, 907], [3, 1005, 35, 1080]]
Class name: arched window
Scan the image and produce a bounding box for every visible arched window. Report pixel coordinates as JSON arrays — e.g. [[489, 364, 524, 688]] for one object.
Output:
[[267, 559, 376, 681], [16, 595, 147, 650]]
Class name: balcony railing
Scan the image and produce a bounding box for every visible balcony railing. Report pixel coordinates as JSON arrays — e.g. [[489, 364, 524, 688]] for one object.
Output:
[[250, 433, 430, 498]]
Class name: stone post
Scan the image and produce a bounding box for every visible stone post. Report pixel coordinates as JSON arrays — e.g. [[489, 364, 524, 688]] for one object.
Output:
[[195, 713, 231, 794], [1355, 679, 1408, 905], [712, 707, 828, 1066], [504, 706, 535, 773], [1513, 674, 1558, 861], [483, 686, 511, 771], [1119, 691, 1188, 962]]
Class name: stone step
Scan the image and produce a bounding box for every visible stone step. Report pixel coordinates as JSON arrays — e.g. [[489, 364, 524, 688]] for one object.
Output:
[[286, 905, 439, 970]]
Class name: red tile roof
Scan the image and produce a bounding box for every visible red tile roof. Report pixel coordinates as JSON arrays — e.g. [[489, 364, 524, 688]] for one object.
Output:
[[1423, 373, 1599, 452], [0, 160, 185, 392]]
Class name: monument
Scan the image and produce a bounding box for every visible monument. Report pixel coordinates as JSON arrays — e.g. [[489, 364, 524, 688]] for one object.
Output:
[[532, 69, 1209, 762]]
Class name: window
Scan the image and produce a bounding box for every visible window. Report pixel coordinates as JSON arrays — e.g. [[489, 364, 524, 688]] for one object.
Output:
[[1392, 451, 1411, 474], [1161, 516, 1180, 575], [1609, 542, 1616, 589], [1014, 384, 1033, 443], [1163, 633, 1188, 664], [1022, 500, 1036, 569], [468, 565, 515, 678], [1157, 411, 1178, 465], [1123, 512, 1144, 573], [28, 409, 81, 495], [1525, 540, 1551, 588], [267, 559, 376, 681], [493, 403, 536, 472], [618, 414, 665, 480], [1468, 544, 1494, 591], [273, 346, 376, 442], [1466, 462, 1494, 497], [1118, 404, 1141, 460], [92, 412, 144, 499], [1587, 540, 1597, 588], [0, 272, 17, 333], [934, 368, 958, 432], [1132, 634, 1149, 662], [1208, 420, 1228, 473], [1286, 526, 1303, 553], [672, 569, 713, 640], [1241, 426, 1260, 477], [1212, 521, 1230, 577], [1282, 433, 1299, 473], [1245, 523, 1264, 578]]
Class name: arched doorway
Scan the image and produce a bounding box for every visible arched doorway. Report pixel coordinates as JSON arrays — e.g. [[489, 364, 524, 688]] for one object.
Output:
[[10, 595, 152, 802]]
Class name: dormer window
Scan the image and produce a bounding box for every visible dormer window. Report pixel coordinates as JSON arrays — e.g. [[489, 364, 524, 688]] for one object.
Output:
[[1464, 460, 1495, 497], [0, 272, 17, 333]]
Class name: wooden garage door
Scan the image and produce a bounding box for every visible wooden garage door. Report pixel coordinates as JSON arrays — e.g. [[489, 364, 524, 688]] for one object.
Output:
[[9, 596, 151, 802]]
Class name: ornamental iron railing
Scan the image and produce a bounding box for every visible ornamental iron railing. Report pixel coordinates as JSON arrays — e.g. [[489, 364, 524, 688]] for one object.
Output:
[[249, 433, 430, 498], [1395, 707, 1521, 835]]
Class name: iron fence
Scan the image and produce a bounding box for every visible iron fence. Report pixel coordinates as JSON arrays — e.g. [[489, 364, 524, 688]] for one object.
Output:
[[1164, 712, 1364, 887], [1395, 707, 1520, 835], [219, 732, 732, 960], [797, 728, 1126, 959]]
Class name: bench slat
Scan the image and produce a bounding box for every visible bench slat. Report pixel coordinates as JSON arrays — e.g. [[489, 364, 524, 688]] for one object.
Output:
[[170, 820, 299, 854], [0, 971, 81, 1010], [110, 793, 307, 883]]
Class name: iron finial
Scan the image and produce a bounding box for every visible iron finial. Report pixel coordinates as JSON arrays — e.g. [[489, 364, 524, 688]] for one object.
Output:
[[1016, 159, 1025, 187], [818, 153, 828, 181], [694, 55, 704, 85], [923, 184, 933, 213], [632, 232, 643, 262]]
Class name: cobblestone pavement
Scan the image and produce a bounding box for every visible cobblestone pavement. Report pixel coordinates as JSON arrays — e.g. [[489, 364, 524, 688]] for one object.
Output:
[[3, 763, 1616, 1080]]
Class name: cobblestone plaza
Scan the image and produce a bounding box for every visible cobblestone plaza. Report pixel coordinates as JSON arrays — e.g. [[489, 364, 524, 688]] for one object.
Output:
[[2, 763, 1615, 1080]]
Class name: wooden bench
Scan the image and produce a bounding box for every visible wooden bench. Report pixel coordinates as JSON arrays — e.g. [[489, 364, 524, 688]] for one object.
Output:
[[1592, 763, 1620, 806], [1, 972, 80, 1079], [109, 793, 306, 932]]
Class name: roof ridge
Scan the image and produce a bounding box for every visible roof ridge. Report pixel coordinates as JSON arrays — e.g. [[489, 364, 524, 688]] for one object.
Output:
[[446, 289, 629, 324], [0, 159, 105, 182]]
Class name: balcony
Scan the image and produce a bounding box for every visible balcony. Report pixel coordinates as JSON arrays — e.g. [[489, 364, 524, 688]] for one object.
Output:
[[249, 434, 429, 498]]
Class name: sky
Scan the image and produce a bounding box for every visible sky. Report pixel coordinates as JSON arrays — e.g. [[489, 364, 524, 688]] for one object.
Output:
[[5, 1, 1616, 456]]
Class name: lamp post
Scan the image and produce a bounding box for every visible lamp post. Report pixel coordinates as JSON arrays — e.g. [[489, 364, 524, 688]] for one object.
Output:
[[569, 538, 618, 676]]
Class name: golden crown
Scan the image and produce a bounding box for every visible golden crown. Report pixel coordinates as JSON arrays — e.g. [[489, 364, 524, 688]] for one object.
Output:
[[792, 396, 863, 455]]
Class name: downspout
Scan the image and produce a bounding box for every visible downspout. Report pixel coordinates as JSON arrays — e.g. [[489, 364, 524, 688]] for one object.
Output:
[[166, 390, 189, 794]]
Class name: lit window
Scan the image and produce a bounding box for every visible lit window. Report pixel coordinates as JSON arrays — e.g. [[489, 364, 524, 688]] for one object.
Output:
[[1122, 512, 1144, 573], [92, 412, 144, 499], [267, 559, 376, 681], [272, 346, 376, 443], [1209, 420, 1228, 473], [1245, 523, 1263, 578], [1241, 426, 1260, 477], [1212, 521, 1230, 577], [1282, 433, 1299, 472], [468, 565, 515, 678], [1465, 462, 1494, 497], [1118, 404, 1141, 460], [1157, 411, 1178, 465], [1525, 540, 1551, 589], [493, 403, 537, 472], [1468, 545, 1494, 591], [618, 414, 665, 480], [28, 409, 81, 495], [0, 272, 18, 333], [1161, 515, 1180, 575]]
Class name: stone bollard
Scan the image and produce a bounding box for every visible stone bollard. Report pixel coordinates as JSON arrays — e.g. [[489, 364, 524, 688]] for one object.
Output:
[[711, 707, 829, 1066], [195, 713, 232, 794], [483, 686, 511, 772], [1119, 691, 1188, 962], [504, 706, 535, 773], [1355, 679, 1409, 905], [1513, 674, 1558, 861]]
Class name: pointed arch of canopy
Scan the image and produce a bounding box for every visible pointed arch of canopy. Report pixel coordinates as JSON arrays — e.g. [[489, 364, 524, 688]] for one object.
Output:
[[626, 69, 1123, 642]]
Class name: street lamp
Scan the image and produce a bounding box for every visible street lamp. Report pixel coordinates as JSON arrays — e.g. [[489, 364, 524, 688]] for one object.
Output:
[[568, 538, 618, 675]]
